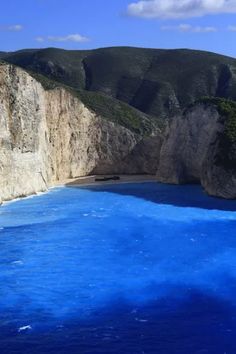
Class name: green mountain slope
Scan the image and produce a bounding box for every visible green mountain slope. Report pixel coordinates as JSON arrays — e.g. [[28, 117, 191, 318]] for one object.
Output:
[[24, 68, 160, 136], [3, 46, 236, 119]]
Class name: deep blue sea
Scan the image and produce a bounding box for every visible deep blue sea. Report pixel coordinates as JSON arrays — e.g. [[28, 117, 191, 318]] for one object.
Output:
[[0, 182, 236, 354]]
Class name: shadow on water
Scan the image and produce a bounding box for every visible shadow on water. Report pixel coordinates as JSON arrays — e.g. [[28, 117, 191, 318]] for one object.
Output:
[[66, 182, 236, 212], [1, 288, 236, 354]]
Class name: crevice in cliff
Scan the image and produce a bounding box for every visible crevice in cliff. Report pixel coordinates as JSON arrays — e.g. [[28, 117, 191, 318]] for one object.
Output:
[[82, 59, 92, 91]]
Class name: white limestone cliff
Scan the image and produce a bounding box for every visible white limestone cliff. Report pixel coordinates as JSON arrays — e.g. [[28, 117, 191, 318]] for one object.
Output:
[[0, 64, 161, 203], [157, 104, 236, 199]]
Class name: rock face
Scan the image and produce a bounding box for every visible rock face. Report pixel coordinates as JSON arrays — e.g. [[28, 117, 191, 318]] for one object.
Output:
[[0, 65, 48, 203], [1, 63, 236, 203], [0, 64, 162, 203], [157, 104, 236, 199]]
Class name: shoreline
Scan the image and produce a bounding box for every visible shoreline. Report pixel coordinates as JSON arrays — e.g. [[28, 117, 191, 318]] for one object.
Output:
[[1, 175, 157, 206], [53, 174, 158, 188]]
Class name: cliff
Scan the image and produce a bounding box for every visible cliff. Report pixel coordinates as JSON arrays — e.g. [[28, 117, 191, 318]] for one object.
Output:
[[0, 62, 236, 203], [157, 100, 236, 199], [0, 64, 162, 203]]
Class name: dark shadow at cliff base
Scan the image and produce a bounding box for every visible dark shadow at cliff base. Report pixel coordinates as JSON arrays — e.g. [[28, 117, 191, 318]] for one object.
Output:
[[66, 181, 236, 211], [1, 289, 236, 354]]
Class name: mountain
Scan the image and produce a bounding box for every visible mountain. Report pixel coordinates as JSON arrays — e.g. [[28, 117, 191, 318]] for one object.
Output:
[[2, 47, 236, 121]]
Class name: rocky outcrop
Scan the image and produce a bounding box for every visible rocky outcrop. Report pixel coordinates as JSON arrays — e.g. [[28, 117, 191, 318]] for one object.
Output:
[[0, 64, 162, 203], [157, 103, 236, 199], [1, 63, 236, 203], [201, 132, 236, 199], [0, 65, 48, 203], [116, 136, 164, 175], [44, 89, 139, 181]]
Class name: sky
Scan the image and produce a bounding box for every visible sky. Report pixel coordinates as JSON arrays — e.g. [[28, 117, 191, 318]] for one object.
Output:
[[0, 0, 236, 57]]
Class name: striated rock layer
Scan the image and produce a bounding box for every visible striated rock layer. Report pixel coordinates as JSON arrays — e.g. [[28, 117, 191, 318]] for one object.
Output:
[[0, 64, 162, 203]]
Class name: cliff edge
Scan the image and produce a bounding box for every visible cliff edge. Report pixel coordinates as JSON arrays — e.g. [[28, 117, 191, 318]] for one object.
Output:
[[0, 64, 162, 203], [157, 99, 236, 199], [0, 63, 235, 202]]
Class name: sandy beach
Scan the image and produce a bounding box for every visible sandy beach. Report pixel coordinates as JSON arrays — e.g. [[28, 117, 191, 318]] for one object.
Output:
[[53, 175, 157, 188]]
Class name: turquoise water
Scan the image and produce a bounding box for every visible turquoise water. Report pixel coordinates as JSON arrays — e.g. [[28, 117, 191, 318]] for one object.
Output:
[[0, 182, 236, 354]]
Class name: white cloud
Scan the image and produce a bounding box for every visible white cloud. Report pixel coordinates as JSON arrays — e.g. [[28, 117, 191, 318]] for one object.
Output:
[[35, 36, 45, 43], [36, 34, 89, 43], [161, 23, 218, 32], [228, 25, 236, 31], [0, 24, 23, 32], [127, 0, 236, 19]]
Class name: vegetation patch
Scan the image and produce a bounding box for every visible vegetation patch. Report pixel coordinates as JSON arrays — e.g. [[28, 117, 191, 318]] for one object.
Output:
[[29, 71, 61, 90], [15, 66, 162, 136], [76, 89, 161, 136]]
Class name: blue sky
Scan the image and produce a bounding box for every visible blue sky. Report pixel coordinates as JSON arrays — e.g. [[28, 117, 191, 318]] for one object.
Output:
[[0, 0, 236, 57]]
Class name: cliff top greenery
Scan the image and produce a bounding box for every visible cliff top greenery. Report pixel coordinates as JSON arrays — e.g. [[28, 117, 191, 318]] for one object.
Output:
[[75, 90, 160, 136], [20, 68, 160, 136]]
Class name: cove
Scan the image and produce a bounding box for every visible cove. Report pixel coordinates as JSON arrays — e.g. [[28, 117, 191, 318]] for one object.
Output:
[[0, 182, 236, 354]]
